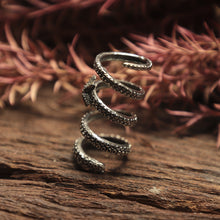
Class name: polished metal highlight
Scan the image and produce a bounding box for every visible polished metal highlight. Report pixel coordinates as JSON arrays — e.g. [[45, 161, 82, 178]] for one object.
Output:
[[73, 52, 152, 173]]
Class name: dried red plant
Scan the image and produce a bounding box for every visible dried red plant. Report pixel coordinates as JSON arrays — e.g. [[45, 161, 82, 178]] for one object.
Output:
[[0, 25, 96, 107], [123, 24, 220, 147]]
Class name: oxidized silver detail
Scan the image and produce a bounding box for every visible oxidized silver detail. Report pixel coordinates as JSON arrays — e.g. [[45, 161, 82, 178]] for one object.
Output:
[[73, 51, 152, 173]]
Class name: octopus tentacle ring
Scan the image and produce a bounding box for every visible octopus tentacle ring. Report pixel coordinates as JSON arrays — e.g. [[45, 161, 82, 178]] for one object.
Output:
[[73, 52, 152, 173]]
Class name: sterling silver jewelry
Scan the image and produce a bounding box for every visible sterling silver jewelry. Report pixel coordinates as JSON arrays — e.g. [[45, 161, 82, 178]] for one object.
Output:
[[73, 52, 152, 173]]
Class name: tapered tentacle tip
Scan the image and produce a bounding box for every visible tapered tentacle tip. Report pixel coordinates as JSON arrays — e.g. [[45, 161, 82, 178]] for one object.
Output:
[[73, 137, 105, 173]]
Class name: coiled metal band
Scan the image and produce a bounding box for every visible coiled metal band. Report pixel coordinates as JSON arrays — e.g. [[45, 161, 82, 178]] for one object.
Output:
[[73, 52, 152, 173]]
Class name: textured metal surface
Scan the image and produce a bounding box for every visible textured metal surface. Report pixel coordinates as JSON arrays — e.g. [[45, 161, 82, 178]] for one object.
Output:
[[73, 52, 152, 173]]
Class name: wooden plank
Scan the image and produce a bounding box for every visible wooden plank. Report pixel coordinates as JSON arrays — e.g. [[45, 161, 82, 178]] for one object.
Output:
[[0, 88, 219, 219]]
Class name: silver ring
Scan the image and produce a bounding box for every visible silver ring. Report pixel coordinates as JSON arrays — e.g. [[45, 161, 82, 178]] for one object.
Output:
[[73, 52, 152, 173]]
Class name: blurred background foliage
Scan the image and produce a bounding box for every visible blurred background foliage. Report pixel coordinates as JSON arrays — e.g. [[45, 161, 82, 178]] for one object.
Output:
[[0, 0, 219, 146]]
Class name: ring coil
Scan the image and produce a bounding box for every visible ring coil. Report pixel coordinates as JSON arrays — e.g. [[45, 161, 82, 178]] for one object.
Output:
[[73, 52, 152, 173]]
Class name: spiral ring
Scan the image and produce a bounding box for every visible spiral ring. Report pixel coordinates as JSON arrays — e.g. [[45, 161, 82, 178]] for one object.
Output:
[[73, 52, 152, 173]]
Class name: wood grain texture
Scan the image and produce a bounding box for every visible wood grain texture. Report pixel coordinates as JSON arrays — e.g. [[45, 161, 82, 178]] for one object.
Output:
[[0, 88, 219, 220]]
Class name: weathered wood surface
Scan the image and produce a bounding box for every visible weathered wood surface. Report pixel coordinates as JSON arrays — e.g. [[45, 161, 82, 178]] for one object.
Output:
[[0, 88, 220, 220]]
